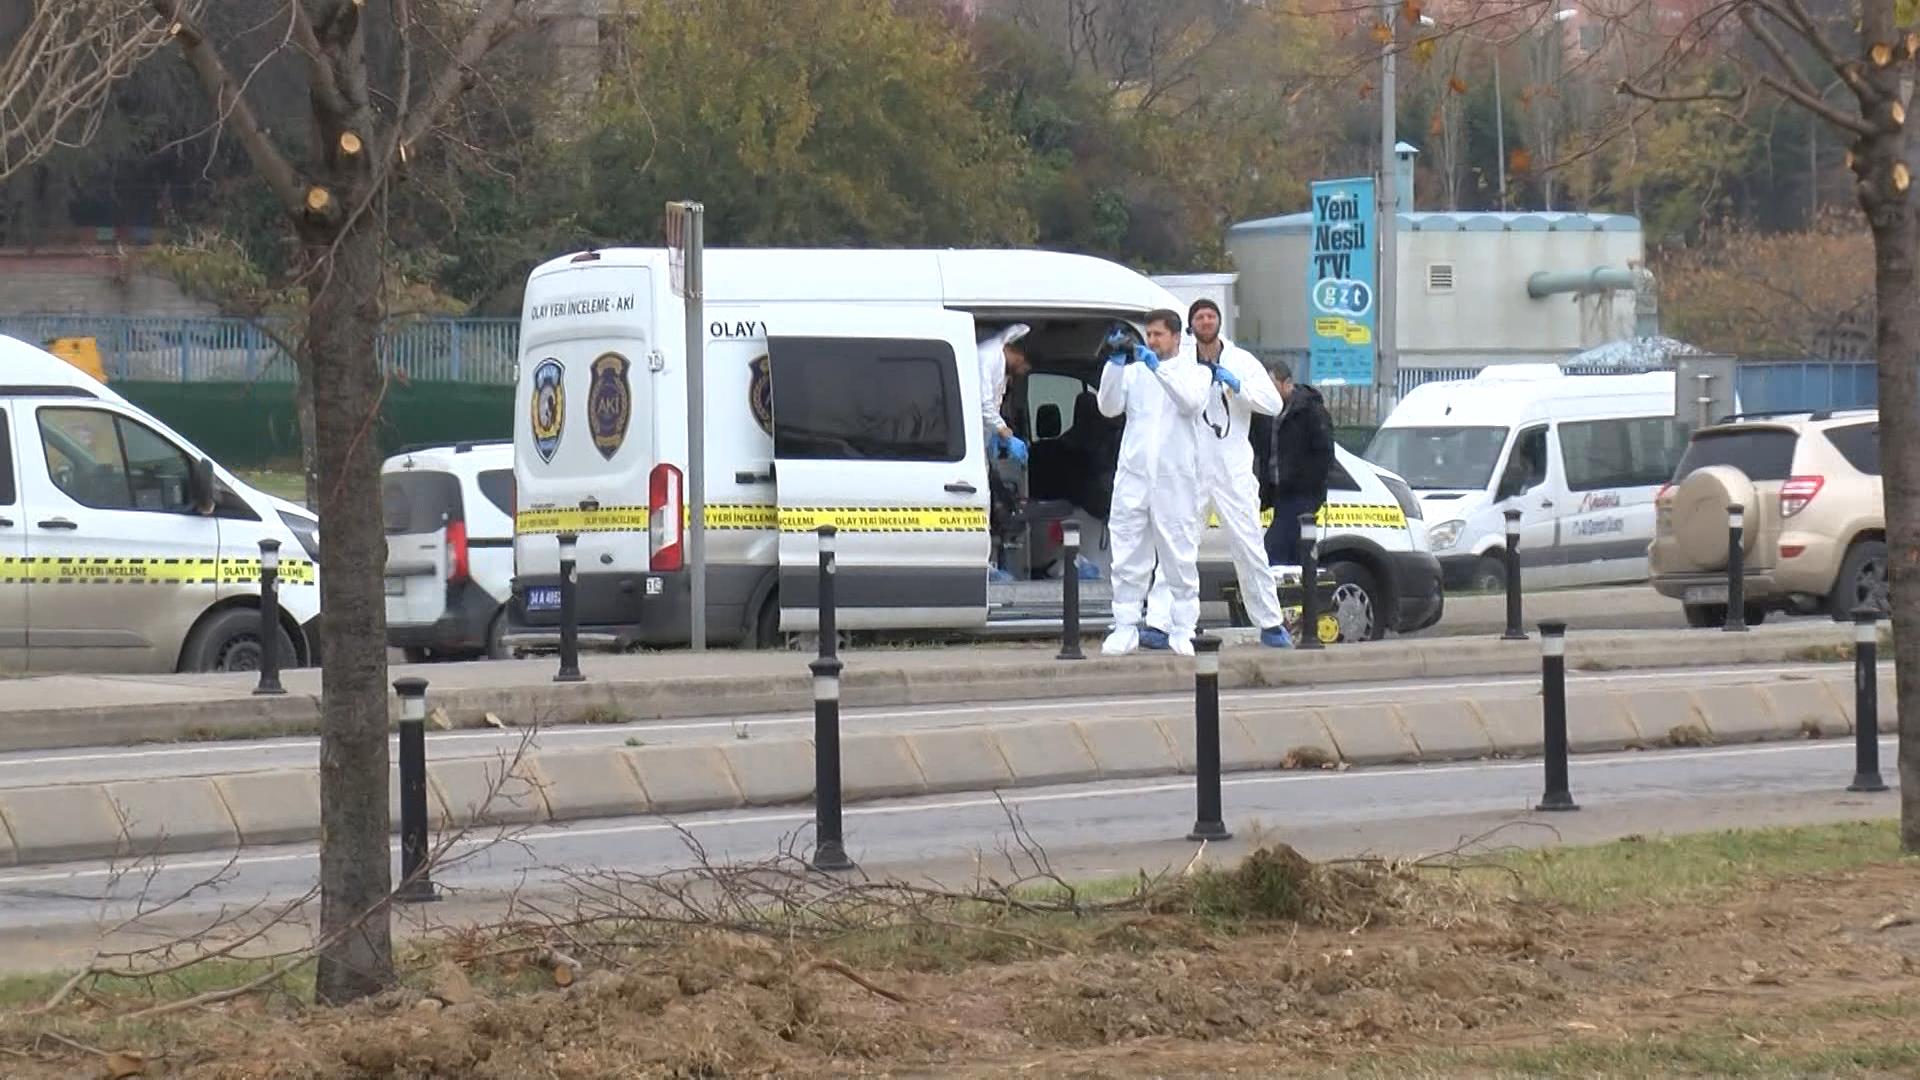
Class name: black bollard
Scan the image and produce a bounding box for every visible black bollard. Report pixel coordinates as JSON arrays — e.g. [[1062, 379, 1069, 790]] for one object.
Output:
[[1058, 520, 1084, 661], [1723, 502, 1747, 632], [1848, 605, 1889, 793], [1186, 633, 1231, 842], [393, 677, 438, 903], [1535, 620, 1579, 812], [1296, 511, 1324, 651], [253, 538, 286, 695], [811, 525, 855, 871], [553, 531, 584, 683], [1501, 509, 1526, 641]]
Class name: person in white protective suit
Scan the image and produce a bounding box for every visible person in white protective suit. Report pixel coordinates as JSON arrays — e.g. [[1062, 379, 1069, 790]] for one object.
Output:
[[1141, 298, 1294, 649], [1097, 308, 1211, 656], [977, 323, 1032, 464]]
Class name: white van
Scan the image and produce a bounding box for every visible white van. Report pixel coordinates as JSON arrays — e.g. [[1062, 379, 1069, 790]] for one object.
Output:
[[507, 247, 1442, 647], [0, 335, 322, 672], [1365, 366, 1687, 590]]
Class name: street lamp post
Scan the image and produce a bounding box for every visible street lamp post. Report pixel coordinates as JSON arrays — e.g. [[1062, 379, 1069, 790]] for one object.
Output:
[[1378, 0, 1400, 398]]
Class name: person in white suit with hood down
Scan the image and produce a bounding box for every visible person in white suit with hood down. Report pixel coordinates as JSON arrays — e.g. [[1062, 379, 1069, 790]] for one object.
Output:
[[1141, 298, 1293, 648], [1097, 308, 1211, 656]]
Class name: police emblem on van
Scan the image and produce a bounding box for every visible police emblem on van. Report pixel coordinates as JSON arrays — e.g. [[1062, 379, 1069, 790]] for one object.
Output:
[[589, 351, 632, 460], [749, 354, 773, 436], [530, 357, 565, 463]]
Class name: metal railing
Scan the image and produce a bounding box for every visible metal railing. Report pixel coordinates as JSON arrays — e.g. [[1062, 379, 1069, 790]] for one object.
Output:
[[0, 314, 521, 385]]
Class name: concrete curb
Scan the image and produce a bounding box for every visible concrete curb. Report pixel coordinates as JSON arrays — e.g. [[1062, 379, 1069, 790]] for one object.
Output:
[[0, 669, 1889, 868], [0, 623, 1873, 754]]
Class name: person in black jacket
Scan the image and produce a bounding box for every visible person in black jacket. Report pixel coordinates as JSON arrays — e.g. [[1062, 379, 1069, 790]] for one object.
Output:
[[1250, 359, 1334, 565]]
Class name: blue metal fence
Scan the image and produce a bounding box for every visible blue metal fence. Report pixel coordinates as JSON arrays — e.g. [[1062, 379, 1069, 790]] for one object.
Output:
[[1731, 360, 1878, 415], [0, 314, 521, 385]]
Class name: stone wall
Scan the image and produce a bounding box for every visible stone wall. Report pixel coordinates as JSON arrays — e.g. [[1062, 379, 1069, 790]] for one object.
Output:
[[0, 251, 216, 317]]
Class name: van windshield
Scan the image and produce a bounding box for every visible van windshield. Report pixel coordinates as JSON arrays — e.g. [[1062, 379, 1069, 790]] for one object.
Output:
[[1365, 426, 1510, 490]]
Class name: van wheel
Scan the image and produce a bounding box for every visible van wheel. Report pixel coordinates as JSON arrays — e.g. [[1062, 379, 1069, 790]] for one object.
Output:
[[750, 595, 784, 650], [1326, 560, 1386, 642], [1469, 556, 1506, 593], [485, 610, 512, 660], [1828, 540, 1890, 621], [181, 608, 299, 674]]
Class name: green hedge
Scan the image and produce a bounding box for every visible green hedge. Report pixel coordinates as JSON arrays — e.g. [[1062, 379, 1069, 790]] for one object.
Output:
[[113, 380, 514, 468]]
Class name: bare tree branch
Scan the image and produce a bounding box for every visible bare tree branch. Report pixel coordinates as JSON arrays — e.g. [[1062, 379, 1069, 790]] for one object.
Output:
[[396, 0, 535, 155], [150, 0, 307, 216], [1752, 72, 1875, 135], [0, 0, 183, 182]]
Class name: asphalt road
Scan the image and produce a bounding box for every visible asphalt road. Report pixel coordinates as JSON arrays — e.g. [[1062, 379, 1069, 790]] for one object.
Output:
[[0, 660, 1855, 788], [0, 731, 1898, 942]]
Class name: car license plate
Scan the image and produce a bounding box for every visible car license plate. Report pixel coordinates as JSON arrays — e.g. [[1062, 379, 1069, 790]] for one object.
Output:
[[527, 586, 562, 612], [1684, 585, 1728, 604], [383, 576, 405, 597]]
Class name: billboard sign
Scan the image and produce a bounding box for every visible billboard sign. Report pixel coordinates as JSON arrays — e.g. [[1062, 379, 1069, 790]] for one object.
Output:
[[1305, 177, 1376, 387]]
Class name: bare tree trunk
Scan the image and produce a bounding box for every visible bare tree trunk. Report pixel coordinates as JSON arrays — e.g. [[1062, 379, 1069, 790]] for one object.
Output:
[[308, 216, 394, 1003], [1850, 1, 1920, 853], [1871, 218, 1920, 849]]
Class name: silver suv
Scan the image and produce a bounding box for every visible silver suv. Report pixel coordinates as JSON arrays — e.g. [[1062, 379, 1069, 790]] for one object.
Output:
[[1649, 411, 1883, 626]]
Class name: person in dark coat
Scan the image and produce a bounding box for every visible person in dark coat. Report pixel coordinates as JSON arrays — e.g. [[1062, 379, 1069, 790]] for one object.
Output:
[[1251, 359, 1334, 566]]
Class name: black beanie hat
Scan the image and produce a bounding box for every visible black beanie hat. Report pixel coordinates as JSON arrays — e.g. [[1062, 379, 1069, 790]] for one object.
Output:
[[1188, 297, 1221, 325]]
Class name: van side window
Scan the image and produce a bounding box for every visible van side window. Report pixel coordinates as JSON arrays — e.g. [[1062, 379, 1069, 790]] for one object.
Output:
[[1559, 417, 1688, 491], [0, 411, 15, 506], [477, 469, 516, 517], [770, 338, 965, 462], [1496, 425, 1548, 499], [39, 408, 194, 513]]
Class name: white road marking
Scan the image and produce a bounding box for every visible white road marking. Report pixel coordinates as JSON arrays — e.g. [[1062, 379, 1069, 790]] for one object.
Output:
[[0, 735, 1886, 889]]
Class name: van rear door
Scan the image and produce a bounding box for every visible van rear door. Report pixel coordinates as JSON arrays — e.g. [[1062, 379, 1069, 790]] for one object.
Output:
[[383, 467, 461, 629], [768, 308, 989, 631]]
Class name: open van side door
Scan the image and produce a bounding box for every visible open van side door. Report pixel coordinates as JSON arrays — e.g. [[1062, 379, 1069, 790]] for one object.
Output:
[[768, 308, 990, 631]]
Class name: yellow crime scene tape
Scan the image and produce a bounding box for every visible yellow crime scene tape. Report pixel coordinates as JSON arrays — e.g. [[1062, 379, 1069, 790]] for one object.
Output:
[[518, 504, 986, 536], [1206, 503, 1408, 530], [0, 556, 317, 586], [777, 506, 989, 533]]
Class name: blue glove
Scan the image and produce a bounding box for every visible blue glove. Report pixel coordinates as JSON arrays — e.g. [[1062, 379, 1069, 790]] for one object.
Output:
[[1132, 343, 1160, 371], [987, 432, 1005, 458], [1005, 434, 1029, 465], [1105, 343, 1129, 367], [1103, 325, 1134, 351], [1212, 363, 1242, 393]]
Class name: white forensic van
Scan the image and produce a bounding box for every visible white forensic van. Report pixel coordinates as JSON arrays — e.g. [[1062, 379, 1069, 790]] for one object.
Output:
[[507, 248, 1442, 648], [0, 335, 322, 672], [1365, 365, 1688, 591]]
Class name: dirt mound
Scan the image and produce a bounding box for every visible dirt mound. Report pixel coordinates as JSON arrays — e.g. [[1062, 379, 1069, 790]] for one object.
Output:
[[11, 847, 1920, 1077]]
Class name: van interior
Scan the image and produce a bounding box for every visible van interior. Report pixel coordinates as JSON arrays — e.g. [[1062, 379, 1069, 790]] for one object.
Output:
[[975, 314, 1134, 584]]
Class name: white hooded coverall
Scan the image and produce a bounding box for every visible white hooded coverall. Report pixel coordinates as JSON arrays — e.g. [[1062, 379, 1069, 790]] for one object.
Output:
[[1097, 346, 1211, 647], [976, 323, 1030, 441], [1145, 338, 1287, 632]]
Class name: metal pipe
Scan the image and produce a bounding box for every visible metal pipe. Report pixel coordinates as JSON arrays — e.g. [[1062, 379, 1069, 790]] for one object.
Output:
[[1525, 266, 1637, 300]]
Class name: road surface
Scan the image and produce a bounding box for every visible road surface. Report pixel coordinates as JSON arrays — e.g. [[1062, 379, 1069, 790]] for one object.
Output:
[[0, 717, 1895, 949]]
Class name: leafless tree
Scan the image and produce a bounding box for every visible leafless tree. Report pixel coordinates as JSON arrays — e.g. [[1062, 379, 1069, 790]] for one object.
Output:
[[1, 0, 553, 1004]]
